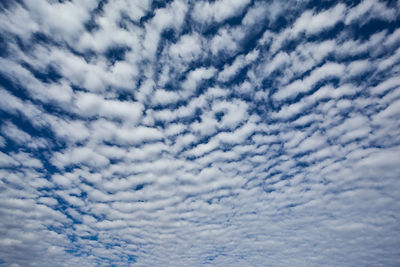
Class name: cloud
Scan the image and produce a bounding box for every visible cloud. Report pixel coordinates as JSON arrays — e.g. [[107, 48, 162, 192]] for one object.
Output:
[[75, 92, 144, 123], [1, 0, 400, 266], [192, 0, 251, 24], [293, 3, 346, 35], [273, 62, 346, 101], [345, 0, 397, 25], [218, 49, 259, 82]]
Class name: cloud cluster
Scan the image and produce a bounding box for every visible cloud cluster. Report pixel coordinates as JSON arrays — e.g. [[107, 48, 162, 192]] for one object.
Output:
[[1, 0, 400, 266]]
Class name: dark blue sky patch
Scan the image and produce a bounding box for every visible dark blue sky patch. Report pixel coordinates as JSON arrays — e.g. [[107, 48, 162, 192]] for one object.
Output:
[[104, 46, 130, 64]]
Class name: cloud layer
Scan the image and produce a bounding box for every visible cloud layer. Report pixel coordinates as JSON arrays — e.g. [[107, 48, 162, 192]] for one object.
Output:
[[1, 0, 400, 266]]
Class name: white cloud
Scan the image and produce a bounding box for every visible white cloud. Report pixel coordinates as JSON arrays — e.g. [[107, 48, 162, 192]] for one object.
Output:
[[152, 89, 181, 106], [23, 0, 98, 42], [346, 59, 372, 77], [211, 99, 249, 130], [75, 92, 143, 123], [293, 3, 346, 35], [0, 152, 20, 167], [274, 62, 346, 101], [169, 33, 204, 64], [0, 3, 39, 39], [192, 0, 251, 24], [210, 28, 241, 55], [181, 67, 216, 97], [345, 0, 397, 25], [1, 121, 32, 145], [52, 146, 110, 169], [142, 0, 188, 60], [218, 49, 259, 82], [0, 58, 74, 104]]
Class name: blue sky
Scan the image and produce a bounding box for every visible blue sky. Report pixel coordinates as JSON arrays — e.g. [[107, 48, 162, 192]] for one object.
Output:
[[1, 0, 400, 266]]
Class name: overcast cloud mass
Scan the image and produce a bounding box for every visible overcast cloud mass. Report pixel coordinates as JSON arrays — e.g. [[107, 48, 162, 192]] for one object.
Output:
[[1, 0, 400, 266]]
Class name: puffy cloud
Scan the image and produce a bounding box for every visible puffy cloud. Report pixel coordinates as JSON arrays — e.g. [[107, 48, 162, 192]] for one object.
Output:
[[273, 62, 346, 101], [345, 0, 398, 25], [192, 0, 251, 24], [218, 49, 259, 82], [75, 92, 143, 123], [292, 4, 346, 35]]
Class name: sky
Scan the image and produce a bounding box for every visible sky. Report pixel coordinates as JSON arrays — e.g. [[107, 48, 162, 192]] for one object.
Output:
[[0, 0, 400, 266]]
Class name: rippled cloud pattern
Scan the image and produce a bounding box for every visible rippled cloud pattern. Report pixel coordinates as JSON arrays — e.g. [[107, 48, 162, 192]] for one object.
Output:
[[1, 0, 400, 266]]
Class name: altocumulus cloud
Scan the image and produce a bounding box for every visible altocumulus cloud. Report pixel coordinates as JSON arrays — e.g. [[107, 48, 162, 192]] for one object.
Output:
[[1, 0, 400, 266]]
